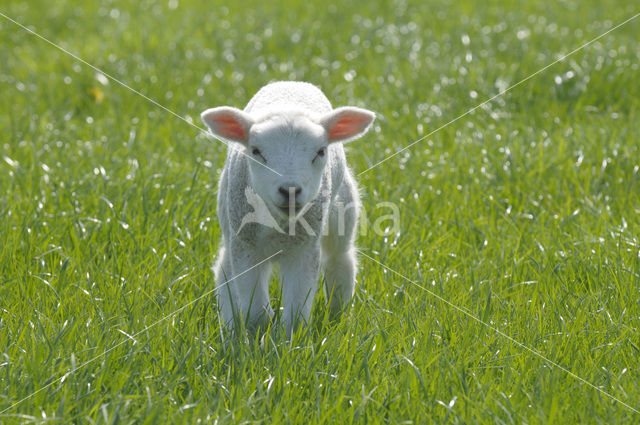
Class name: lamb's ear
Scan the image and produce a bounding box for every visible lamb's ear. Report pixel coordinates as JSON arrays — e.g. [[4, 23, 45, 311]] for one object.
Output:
[[201, 107, 254, 145], [320, 107, 376, 144]]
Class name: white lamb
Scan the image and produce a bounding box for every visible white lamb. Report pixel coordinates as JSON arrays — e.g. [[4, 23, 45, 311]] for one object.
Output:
[[201, 81, 375, 336]]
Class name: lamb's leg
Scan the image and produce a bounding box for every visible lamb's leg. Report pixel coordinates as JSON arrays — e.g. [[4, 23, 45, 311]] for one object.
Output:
[[215, 245, 273, 332], [279, 246, 320, 337], [322, 247, 357, 314], [322, 183, 359, 315], [214, 246, 235, 328]]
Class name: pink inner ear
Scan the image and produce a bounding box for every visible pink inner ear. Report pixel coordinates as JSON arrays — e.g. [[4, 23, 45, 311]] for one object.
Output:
[[329, 116, 368, 140], [213, 115, 245, 140]]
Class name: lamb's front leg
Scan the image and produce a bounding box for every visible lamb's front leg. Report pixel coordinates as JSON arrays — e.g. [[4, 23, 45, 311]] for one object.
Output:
[[216, 243, 274, 333], [279, 245, 321, 337]]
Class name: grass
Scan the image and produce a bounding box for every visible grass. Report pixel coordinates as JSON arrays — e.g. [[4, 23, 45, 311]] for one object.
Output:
[[1, 0, 639, 423]]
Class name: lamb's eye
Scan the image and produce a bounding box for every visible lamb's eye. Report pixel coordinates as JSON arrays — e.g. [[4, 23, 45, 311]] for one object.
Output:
[[313, 148, 326, 163], [250, 147, 266, 163]]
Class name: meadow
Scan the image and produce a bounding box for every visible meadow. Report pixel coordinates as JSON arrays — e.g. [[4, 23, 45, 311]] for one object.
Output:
[[1, 0, 639, 423]]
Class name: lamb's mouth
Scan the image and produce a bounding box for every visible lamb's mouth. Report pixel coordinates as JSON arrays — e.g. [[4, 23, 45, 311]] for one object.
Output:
[[277, 204, 303, 216]]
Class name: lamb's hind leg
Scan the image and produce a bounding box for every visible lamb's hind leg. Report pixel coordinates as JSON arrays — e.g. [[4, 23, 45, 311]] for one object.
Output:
[[322, 193, 358, 315], [322, 246, 357, 314]]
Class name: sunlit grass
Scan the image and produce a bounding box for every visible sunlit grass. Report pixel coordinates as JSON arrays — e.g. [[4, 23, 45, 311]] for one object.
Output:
[[1, 0, 639, 423]]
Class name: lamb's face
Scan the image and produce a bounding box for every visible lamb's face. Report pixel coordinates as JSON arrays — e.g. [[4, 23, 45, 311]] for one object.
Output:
[[201, 102, 375, 217], [247, 115, 328, 216]]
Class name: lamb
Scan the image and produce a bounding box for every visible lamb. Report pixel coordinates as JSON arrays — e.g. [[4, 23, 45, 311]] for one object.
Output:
[[201, 81, 375, 336]]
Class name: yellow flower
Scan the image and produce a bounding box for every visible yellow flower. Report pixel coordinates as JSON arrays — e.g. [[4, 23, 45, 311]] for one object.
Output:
[[88, 87, 104, 103]]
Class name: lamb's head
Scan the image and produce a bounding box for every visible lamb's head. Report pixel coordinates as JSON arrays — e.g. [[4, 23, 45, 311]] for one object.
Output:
[[201, 106, 375, 216]]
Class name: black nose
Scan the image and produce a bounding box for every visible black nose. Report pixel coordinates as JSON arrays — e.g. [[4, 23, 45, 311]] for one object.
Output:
[[278, 185, 302, 202]]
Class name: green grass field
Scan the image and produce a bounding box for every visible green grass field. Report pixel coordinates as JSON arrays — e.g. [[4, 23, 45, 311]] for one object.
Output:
[[1, 0, 640, 423]]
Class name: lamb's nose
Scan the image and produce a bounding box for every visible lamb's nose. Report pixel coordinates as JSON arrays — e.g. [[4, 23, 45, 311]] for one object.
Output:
[[278, 185, 302, 202]]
